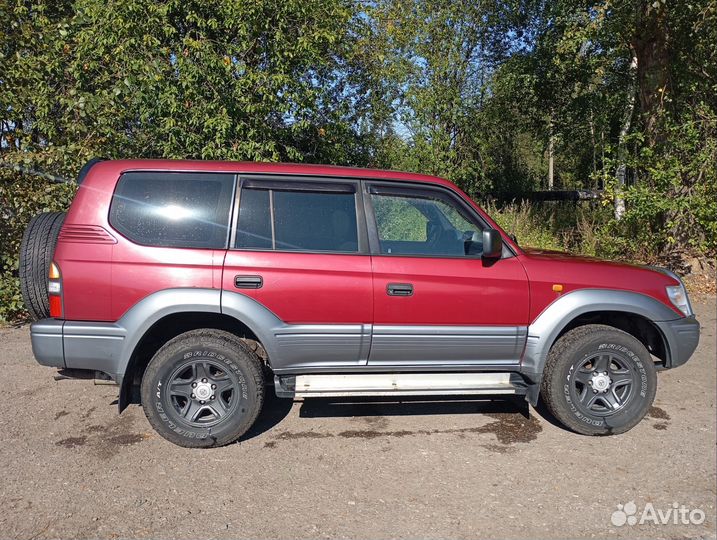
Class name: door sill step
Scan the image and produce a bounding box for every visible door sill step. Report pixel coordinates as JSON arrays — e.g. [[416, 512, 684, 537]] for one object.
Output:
[[275, 372, 527, 398]]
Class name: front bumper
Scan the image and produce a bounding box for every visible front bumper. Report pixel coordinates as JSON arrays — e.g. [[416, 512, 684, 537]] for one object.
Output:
[[656, 315, 701, 368], [30, 318, 126, 380]]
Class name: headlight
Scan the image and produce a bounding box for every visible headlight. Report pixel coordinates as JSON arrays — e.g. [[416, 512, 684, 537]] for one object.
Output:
[[666, 284, 693, 316], [648, 265, 694, 317]]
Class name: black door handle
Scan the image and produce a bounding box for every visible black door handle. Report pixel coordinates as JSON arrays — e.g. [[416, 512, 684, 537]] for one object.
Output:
[[235, 275, 263, 289], [387, 283, 413, 296]]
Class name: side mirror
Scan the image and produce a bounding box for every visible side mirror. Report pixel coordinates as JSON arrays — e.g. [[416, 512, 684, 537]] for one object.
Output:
[[482, 229, 503, 259]]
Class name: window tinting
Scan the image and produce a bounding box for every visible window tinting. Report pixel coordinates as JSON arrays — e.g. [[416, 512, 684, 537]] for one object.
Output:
[[234, 185, 359, 253], [371, 190, 484, 257], [235, 188, 272, 249], [110, 172, 234, 248], [274, 191, 357, 251]]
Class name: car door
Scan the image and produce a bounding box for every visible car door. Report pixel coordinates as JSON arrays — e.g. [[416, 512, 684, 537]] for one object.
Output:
[[222, 176, 373, 371], [365, 182, 530, 368]]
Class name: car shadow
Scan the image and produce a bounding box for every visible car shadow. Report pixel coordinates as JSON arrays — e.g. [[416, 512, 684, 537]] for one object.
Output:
[[532, 396, 567, 430], [238, 390, 294, 441], [118, 385, 545, 444], [238, 394, 542, 445], [298, 394, 530, 420], [239, 395, 532, 443]]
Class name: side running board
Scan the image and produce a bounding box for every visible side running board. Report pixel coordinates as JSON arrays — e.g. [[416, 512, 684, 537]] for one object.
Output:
[[274, 372, 528, 398]]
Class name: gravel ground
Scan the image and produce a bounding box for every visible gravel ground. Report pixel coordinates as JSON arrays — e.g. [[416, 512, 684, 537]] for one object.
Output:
[[0, 297, 715, 540]]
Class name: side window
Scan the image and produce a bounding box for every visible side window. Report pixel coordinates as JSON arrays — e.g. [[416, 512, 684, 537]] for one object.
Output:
[[373, 196, 427, 242], [235, 188, 272, 249], [274, 191, 358, 251], [109, 172, 234, 248], [370, 188, 485, 257], [235, 183, 359, 253]]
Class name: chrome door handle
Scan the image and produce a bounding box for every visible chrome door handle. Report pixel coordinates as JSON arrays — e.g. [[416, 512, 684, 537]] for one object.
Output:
[[387, 283, 413, 296], [234, 275, 263, 289]]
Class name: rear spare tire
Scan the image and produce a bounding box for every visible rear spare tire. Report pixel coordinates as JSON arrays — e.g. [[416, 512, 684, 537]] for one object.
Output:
[[19, 211, 65, 321]]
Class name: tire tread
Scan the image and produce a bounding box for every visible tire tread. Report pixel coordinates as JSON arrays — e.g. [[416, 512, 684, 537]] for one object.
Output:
[[541, 324, 656, 436], [19, 211, 65, 321], [140, 329, 265, 448]]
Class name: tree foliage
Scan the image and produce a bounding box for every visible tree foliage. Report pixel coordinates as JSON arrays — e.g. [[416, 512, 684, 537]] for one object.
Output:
[[1, 0, 715, 321], [365, 0, 717, 256], [0, 0, 368, 319]]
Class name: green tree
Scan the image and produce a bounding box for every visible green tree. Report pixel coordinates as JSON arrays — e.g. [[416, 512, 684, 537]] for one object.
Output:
[[361, 0, 530, 196], [0, 0, 369, 320]]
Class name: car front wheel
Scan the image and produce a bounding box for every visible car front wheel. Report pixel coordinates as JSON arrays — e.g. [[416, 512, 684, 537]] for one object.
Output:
[[541, 324, 657, 435]]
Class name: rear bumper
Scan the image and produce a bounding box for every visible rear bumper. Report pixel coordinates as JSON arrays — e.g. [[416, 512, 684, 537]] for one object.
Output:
[[30, 318, 126, 380], [656, 315, 700, 368], [30, 319, 65, 368]]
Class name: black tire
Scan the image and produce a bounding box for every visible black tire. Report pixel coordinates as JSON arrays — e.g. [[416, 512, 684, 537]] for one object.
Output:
[[19, 211, 66, 321], [541, 324, 657, 435], [141, 329, 265, 448]]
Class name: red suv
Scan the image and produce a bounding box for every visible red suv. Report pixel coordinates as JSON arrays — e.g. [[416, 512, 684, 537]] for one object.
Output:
[[23, 159, 700, 447]]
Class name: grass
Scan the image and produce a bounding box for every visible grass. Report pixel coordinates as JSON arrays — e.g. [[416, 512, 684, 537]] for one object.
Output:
[[485, 200, 608, 257]]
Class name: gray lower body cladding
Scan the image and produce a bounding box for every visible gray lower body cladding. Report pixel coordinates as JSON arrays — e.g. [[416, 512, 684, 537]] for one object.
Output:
[[273, 324, 372, 369], [655, 315, 700, 368], [368, 325, 526, 366], [30, 318, 126, 380], [30, 318, 525, 379], [28, 288, 700, 405], [30, 319, 65, 369], [271, 324, 526, 371]]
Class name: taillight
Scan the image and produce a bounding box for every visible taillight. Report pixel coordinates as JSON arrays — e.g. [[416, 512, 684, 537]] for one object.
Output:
[[48, 262, 63, 318]]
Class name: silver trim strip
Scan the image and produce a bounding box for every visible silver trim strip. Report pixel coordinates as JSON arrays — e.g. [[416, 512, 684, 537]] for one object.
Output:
[[289, 372, 527, 398], [369, 325, 527, 365]]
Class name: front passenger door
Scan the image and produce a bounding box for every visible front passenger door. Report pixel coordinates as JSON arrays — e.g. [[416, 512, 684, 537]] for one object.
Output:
[[366, 183, 530, 368]]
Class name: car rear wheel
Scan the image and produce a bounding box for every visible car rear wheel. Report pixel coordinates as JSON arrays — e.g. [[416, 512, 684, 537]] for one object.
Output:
[[19, 211, 66, 321], [140, 329, 265, 447], [541, 324, 657, 435]]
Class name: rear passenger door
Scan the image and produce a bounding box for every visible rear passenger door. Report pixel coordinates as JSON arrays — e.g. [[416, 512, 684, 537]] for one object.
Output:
[[222, 177, 373, 371]]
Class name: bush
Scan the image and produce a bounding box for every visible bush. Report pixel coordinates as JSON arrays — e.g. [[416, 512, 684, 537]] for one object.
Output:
[[486, 200, 614, 258], [597, 105, 717, 263], [0, 167, 76, 322]]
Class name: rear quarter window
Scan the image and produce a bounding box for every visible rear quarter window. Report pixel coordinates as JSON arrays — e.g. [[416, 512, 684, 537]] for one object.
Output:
[[109, 172, 235, 248]]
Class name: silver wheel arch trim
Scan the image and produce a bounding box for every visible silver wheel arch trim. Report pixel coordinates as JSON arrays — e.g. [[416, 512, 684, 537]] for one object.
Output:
[[520, 288, 680, 383], [114, 288, 282, 379], [113, 287, 681, 405]]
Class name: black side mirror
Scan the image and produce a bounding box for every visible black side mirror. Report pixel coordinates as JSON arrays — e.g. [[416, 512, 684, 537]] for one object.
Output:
[[482, 229, 503, 259]]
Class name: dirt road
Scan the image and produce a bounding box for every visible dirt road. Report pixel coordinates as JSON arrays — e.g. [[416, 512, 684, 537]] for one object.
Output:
[[1, 298, 715, 539]]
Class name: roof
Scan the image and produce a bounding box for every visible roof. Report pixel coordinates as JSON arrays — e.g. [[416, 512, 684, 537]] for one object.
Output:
[[77, 159, 518, 253], [88, 159, 458, 190]]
